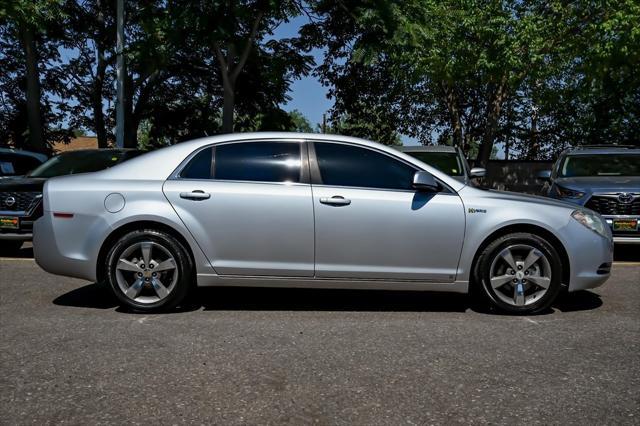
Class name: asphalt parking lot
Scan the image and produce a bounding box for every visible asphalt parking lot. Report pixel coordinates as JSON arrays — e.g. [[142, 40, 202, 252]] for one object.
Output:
[[0, 246, 639, 425]]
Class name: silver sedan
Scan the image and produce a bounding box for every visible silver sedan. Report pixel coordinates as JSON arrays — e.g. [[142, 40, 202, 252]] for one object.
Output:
[[33, 133, 613, 314]]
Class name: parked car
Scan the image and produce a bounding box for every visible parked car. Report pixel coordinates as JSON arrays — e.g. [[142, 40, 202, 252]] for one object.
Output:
[[0, 148, 48, 179], [0, 149, 143, 253], [538, 145, 639, 245], [34, 133, 612, 314], [399, 145, 486, 183]]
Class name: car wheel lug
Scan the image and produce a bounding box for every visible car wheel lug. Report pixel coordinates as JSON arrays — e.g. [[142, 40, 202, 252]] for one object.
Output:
[[517, 265, 523, 270]]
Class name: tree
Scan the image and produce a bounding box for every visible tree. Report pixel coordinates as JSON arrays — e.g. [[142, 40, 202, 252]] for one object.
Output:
[[177, 0, 313, 133], [1, 0, 68, 152], [59, 0, 116, 148]]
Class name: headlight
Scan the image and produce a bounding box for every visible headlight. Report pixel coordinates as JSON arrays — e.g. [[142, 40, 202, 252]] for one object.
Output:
[[555, 185, 585, 199], [571, 209, 608, 237]]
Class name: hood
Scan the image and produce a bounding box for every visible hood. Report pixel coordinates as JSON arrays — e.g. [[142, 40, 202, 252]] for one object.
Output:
[[0, 176, 47, 192], [465, 186, 579, 210], [555, 176, 640, 193]]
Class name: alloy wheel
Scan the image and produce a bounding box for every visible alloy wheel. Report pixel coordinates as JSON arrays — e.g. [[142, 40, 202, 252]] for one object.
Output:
[[489, 244, 552, 307], [114, 241, 178, 304]]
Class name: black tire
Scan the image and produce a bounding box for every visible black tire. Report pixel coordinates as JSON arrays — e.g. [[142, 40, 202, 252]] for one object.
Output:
[[0, 240, 23, 256], [474, 232, 563, 314], [104, 229, 193, 312]]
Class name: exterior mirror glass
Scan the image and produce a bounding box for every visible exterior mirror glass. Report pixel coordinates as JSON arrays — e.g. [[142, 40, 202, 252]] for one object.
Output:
[[412, 171, 438, 192], [469, 167, 486, 178]]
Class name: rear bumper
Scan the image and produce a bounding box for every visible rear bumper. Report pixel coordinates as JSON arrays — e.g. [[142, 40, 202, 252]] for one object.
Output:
[[33, 212, 98, 282]]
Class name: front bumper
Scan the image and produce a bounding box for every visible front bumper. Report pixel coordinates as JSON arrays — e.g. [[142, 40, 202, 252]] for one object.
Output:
[[564, 218, 614, 292]]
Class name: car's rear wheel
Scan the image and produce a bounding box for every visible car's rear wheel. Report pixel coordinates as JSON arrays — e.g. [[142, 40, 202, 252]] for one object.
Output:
[[105, 229, 193, 312], [474, 232, 563, 314]]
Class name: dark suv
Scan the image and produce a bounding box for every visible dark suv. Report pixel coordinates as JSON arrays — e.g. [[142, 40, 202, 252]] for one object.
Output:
[[538, 145, 640, 244], [0, 149, 143, 253]]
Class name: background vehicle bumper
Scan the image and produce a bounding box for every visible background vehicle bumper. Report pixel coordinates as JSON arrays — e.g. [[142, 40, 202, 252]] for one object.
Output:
[[0, 233, 32, 241]]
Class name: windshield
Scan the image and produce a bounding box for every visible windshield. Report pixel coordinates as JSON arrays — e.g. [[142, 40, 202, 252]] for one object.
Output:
[[406, 152, 464, 176], [28, 150, 139, 178], [559, 154, 640, 177]]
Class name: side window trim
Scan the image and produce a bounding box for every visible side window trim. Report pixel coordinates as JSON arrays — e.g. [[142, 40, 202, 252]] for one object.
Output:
[[307, 140, 453, 193]]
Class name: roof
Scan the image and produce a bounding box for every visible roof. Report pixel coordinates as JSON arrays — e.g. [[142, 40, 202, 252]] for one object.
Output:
[[0, 147, 48, 162], [98, 132, 466, 192], [399, 145, 458, 153], [565, 145, 640, 155]]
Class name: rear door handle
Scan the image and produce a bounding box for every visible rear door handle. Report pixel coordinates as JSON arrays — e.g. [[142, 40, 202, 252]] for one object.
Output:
[[319, 196, 351, 206], [180, 190, 211, 200]]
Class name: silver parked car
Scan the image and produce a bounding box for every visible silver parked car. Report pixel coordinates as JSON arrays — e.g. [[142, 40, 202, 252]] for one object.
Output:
[[34, 133, 613, 314]]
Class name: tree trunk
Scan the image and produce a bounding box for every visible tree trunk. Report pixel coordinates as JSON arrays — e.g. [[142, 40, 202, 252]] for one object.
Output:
[[222, 82, 235, 133], [93, 0, 108, 149], [478, 78, 508, 167], [440, 82, 463, 148], [19, 24, 45, 153]]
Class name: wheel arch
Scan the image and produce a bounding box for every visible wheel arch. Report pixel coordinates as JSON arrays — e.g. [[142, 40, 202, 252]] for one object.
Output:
[[96, 220, 197, 285], [470, 223, 571, 288]]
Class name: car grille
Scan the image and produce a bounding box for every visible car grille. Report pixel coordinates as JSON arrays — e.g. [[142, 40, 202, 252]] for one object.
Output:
[[585, 194, 640, 215], [0, 191, 41, 212]]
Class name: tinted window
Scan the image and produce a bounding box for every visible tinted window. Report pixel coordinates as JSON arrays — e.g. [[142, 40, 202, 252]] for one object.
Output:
[[28, 150, 140, 178], [181, 148, 212, 179], [407, 152, 463, 176], [315, 143, 416, 190], [0, 154, 44, 176], [214, 142, 301, 183], [560, 154, 640, 177]]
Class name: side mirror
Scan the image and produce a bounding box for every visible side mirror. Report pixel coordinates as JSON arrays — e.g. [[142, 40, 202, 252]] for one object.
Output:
[[536, 170, 552, 181], [469, 167, 486, 178], [412, 171, 439, 192]]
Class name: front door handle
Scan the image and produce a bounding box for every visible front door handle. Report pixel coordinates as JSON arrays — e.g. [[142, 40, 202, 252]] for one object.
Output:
[[319, 196, 351, 206], [180, 190, 211, 200]]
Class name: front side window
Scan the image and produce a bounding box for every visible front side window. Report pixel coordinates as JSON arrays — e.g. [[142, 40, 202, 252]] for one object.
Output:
[[559, 154, 640, 177], [214, 142, 301, 183], [314, 142, 416, 190]]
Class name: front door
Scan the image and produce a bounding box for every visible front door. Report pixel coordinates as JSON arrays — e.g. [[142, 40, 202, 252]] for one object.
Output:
[[310, 141, 465, 281], [163, 140, 314, 277]]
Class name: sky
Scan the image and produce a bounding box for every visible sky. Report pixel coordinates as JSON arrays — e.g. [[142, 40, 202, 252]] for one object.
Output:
[[272, 16, 420, 146]]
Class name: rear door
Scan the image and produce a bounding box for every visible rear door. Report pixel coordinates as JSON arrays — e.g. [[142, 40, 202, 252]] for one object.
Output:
[[163, 140, 314, 277]]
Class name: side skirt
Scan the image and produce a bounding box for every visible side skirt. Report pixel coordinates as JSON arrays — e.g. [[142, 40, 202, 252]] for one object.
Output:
[[196, 274, 469, 293]]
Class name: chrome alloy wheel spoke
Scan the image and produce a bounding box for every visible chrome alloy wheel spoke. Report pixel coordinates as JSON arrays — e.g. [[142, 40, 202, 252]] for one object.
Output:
[[526, 274, 551, 289], [490, 274, 513, 289], [116, 259, 141, 272], [499, 248, 518, 271], [125, 278, 144, 299], [154, 258, 176, 272], [151, 278, 169, 299]]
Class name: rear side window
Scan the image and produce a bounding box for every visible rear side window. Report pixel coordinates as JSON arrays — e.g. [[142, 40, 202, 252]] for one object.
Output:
[[214, 142, 301, 183], [314, 142, 416, 190], [181, 148, 212, 179]]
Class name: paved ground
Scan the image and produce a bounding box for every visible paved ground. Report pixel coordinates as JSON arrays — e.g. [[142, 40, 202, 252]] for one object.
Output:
[[0, 248, 638, 425]]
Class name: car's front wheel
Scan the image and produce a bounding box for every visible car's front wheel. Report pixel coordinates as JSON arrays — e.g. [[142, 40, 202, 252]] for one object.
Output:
[[105, 229, 193, 312], [474, 232, 563, 314]]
